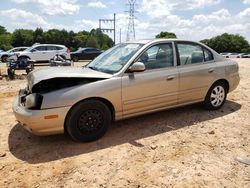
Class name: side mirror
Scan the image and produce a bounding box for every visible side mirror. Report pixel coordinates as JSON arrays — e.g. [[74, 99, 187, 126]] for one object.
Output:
[[128, 62, 145, 73]]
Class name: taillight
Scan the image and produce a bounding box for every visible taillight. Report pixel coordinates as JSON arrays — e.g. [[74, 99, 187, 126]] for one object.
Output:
[[66, 48, 70, 54]]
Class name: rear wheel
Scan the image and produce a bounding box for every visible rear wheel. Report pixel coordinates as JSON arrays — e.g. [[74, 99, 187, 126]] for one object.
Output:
[[203, 82, 227, 110], [66, 100, 111, 142]]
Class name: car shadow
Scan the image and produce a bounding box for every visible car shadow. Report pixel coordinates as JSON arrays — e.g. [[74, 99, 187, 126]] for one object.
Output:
[[8, 100, 241, 164]]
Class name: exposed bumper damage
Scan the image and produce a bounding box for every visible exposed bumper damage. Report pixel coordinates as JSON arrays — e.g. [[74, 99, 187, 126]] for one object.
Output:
[[13, 66, 112, 135]]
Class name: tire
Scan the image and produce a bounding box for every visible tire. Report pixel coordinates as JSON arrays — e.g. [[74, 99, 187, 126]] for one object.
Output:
[[203, 82, 227, 110], [66, 100, 111, 142], [18, 56, 29, 63], [1, 55, 7, 62]]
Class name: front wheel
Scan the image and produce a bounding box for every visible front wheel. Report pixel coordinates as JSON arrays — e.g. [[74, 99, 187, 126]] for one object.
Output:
[[203, 82, 227, 110], [66, 100, 111, 142], [1, 55, 8, 62]]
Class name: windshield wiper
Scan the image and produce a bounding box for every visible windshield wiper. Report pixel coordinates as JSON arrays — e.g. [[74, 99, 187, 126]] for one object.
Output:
[[87, 66, 99, 71]]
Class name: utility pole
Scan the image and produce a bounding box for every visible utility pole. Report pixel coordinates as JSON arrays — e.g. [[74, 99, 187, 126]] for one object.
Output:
[[126, 0, 136, 41], [99, 13, 116, 45]]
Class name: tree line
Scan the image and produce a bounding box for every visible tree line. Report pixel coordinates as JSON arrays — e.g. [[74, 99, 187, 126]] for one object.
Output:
[[1, 25, 250, 53], [0, 25, 113, 51], [155, 31, 250, 53]]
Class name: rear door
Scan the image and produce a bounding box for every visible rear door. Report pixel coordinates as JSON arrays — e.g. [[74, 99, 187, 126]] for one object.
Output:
[[46, 46, 59, 60], [122, 42, 179, 117], [176, 42, 217, 104]]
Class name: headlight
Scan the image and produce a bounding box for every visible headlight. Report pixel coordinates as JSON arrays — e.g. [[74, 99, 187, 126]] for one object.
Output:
[[24, 93, 43, 109]]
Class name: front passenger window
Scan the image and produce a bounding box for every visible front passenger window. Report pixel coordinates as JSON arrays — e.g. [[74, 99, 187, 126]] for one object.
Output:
[[138, 43, 173, 70]]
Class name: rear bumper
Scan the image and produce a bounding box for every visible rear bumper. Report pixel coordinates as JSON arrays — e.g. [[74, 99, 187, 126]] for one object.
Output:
[[12, 97, 71, 135], [228, 74, 240, 93]]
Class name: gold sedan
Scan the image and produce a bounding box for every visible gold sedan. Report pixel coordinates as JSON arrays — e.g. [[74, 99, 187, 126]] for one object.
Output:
[[13, 39, 240, 142]]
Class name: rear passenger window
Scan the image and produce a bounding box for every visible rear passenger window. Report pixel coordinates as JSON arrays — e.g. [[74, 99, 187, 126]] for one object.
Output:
[[177, 43, 204, 65], [47, 46, 57, 51], [56, 46, 63, 50]]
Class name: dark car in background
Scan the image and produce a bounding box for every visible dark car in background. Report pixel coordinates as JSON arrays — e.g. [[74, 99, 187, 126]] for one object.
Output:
[[70, 47, 102, 62]]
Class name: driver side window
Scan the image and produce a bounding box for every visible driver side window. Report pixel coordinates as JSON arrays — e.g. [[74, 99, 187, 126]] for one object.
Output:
[[139, 43, 173, 70]]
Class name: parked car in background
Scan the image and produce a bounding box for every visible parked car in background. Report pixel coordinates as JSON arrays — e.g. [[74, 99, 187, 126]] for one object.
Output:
[[0, 47, 28, 62], [242, 53, 250, 58], [16, 44, 71, 63], [70, 47, 102, 62], [13, 39, 240, 142], [228, 53, 245, 58], [220, 52, 231, 58]]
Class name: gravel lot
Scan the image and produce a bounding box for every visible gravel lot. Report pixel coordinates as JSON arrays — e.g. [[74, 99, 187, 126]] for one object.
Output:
[[0, 59, 249, 187]]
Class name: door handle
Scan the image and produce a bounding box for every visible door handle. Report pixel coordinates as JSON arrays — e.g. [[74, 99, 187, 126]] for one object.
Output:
[[166, 75, 175, 80], [208, 68, 214, 73]]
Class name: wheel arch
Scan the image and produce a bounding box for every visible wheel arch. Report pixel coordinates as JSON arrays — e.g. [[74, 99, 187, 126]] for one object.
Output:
[[64, 97, 115, 133], [212, 79, 229, 93], [1, 54, 8, 61], [18, 55, 30, 60]]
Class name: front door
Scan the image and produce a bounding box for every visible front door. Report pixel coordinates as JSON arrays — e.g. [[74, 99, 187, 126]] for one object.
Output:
[[122, 43, 179, 117], [31, 46, 49, 61]]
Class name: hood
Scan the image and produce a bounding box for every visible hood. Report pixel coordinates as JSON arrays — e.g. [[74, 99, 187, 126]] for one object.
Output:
[[27, 66, 112, 91]]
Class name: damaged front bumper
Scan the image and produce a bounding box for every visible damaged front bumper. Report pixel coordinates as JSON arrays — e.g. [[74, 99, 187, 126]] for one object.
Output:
[[12, 96, 71, 136]]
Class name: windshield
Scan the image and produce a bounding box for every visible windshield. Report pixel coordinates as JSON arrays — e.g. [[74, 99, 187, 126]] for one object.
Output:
[[86, 43, 143, 74], [76, 48, 84, 53]]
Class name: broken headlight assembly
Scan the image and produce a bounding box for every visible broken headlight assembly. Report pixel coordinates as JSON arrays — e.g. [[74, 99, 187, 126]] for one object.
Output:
[[23, 93, 43, 109]]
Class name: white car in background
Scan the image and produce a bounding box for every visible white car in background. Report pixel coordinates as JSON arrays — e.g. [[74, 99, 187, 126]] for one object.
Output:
[[220, 52, 231, 58], [228, 53, 245, 58], [0, 47, 28, 62], [16, 44, 71, 63]]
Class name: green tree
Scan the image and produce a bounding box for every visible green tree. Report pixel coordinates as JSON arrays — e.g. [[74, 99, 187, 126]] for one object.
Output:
[[200, 33, 250, 53], [0, 25, 113, 51], [86, 36, 99, 48], [12, 29, 34, 46], [155, 31, 177, 39], [73, 32, 88, 49], [33, 28, 44, 44], [0, 34, 12, 50], [0, 25, 7, 35]]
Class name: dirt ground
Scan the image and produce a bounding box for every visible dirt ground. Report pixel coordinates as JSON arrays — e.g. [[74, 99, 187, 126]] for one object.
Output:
[[0, 59, 249, 188]]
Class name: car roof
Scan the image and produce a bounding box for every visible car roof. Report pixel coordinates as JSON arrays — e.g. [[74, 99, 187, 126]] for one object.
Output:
[[125, 38, 204, 45], [32, 44, 66, 47]]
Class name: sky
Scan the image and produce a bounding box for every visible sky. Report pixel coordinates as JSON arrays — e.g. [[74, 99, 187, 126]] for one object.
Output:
[[0, 0, 250, 43]]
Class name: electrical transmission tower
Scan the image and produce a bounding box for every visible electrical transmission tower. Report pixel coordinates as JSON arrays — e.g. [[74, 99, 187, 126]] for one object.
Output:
[[126, 0, 136, 41]]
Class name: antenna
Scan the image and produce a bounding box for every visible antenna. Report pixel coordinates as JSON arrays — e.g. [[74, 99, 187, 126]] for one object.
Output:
[[126, 0, 136, 41]]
